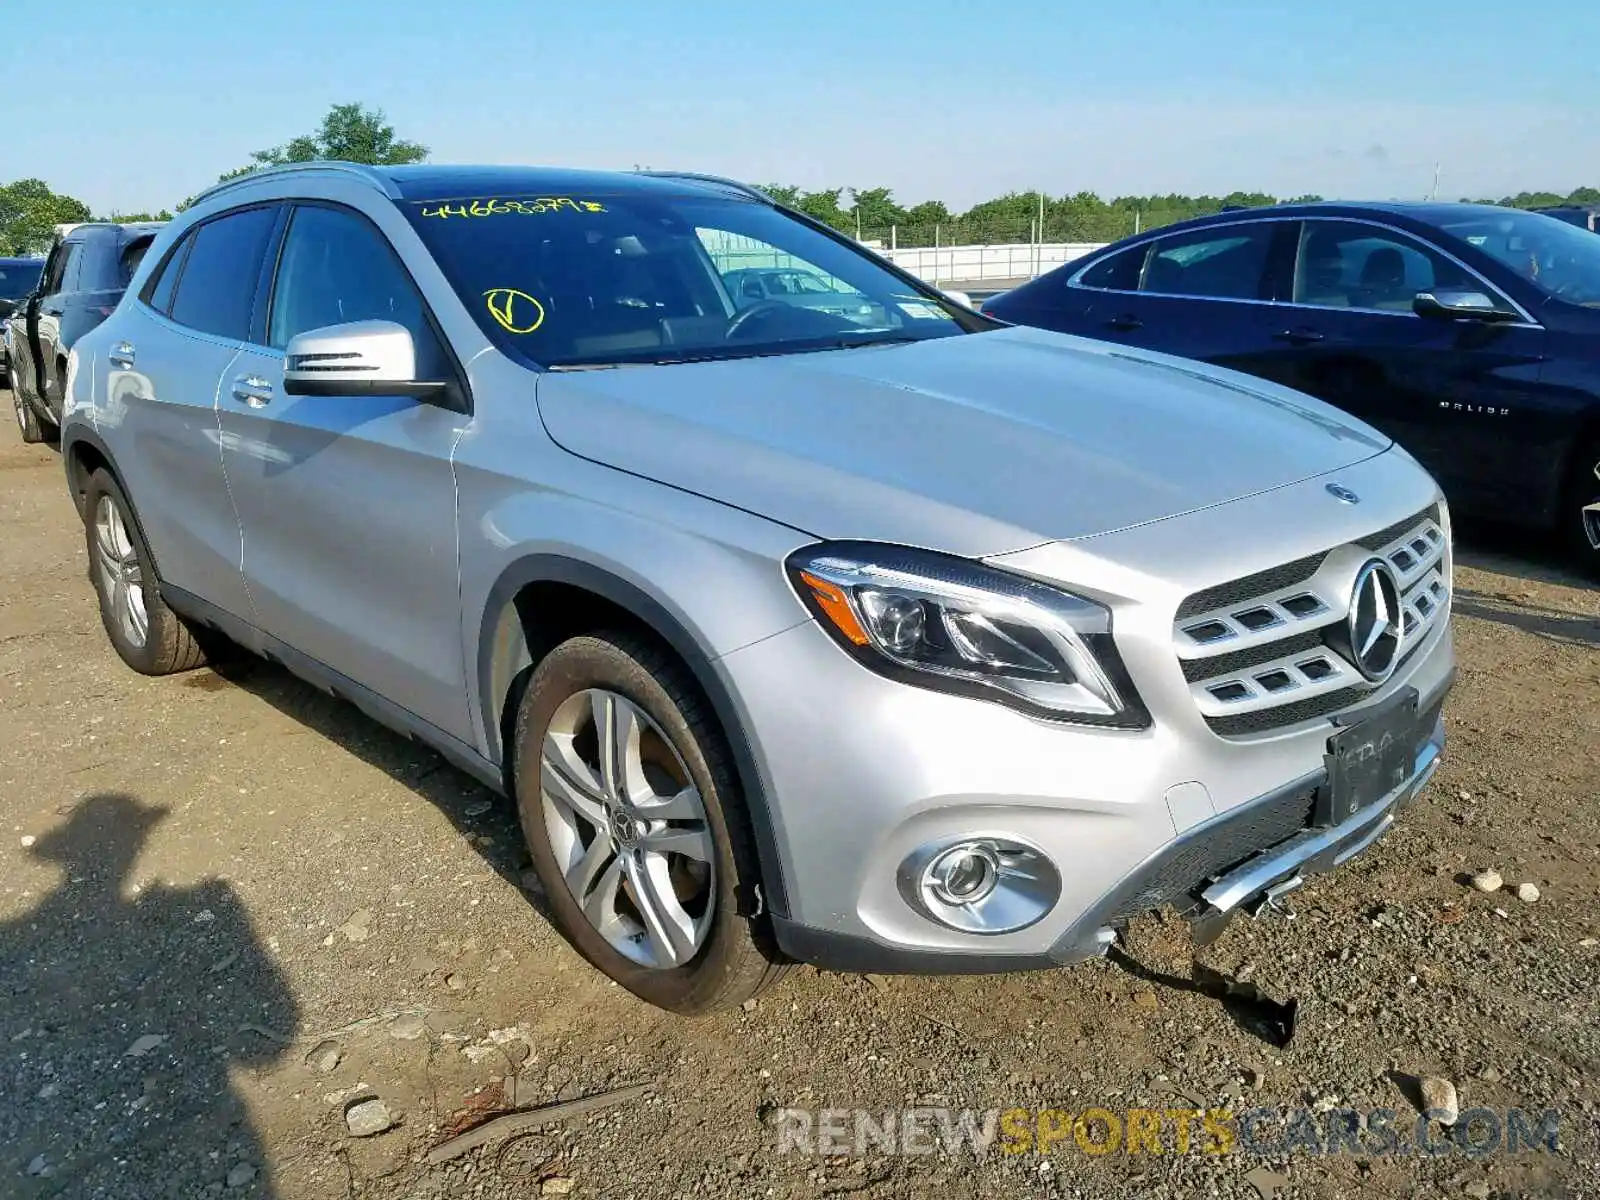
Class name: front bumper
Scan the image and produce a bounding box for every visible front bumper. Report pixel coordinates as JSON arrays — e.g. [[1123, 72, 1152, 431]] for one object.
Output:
[[725, 596, 1453, 973], [769, 688, 1447, 974]]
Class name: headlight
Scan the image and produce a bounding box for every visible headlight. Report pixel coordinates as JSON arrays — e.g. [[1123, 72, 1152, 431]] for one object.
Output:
[[786, 542, 1147, 727]]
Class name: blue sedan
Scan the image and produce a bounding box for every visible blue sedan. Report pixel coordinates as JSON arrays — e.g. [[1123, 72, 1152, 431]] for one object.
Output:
[[985, 203, 1600, 572]]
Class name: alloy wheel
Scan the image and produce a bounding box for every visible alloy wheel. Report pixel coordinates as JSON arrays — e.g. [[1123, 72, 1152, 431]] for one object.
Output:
[[94, 495, 148, 648], [539, 688, 715, 969], [1583, 458, 1600, 552]]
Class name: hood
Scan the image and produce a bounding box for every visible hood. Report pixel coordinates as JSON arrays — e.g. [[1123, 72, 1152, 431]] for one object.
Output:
[[536, 325, 1391, 557]]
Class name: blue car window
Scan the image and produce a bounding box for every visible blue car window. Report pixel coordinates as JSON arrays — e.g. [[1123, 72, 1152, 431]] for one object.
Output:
[[1294, 221, 1494, 313], [1142, 225, 1277, 301]]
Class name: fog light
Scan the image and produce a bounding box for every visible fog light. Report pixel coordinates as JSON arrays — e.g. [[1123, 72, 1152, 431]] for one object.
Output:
[[900, 836, 1061, 935], [925, 844, 1000, 906]]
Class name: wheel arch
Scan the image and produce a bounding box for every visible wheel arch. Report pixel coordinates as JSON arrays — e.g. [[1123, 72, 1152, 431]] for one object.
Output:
[[61, 424, 118, 521], [478, 553, 791, 919]]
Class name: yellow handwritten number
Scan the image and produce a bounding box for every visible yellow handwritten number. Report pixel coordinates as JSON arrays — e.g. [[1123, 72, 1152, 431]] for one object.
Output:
[[484, 288, 546, 335]]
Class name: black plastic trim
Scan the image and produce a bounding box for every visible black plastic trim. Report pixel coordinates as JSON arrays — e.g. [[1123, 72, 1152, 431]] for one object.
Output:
[[476, 554, 791, 920], [771, 916, 1059, 975]]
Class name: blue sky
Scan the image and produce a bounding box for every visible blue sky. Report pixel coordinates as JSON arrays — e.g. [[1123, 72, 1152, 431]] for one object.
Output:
[[6, 0, 1596, 216]]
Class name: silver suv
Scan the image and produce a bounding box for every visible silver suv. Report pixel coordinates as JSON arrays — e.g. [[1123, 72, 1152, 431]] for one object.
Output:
[[61, 164, 1455, 1013]]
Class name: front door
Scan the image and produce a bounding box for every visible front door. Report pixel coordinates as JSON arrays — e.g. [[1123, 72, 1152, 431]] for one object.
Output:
[[218, 201, 470, 741], [1246, 218, 1548, 520]]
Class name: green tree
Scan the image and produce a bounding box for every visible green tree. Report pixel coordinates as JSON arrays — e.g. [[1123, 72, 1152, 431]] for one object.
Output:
[[846, 186, 907, 233], [903, 200, 950, 225], [95, 209, 174, 224], [216, 102, 428, 184], [0, 178, 92, 255]]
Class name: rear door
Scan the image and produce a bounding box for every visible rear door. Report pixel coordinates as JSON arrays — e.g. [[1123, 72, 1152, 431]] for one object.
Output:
[[1243, 217, 1548, 517], [999, 219, 1295, 369], [1087, 220, 1295, 367], [218, 200, 470, 740], [12, 240, 66, 406], [104, 206, 280, 620]]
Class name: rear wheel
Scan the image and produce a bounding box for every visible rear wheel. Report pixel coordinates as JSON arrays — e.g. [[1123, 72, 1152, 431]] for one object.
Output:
[[1563, 439, 1600, 576], [83, 469, 209, 675], [514, 631, 789, 1014], [13, 388, 52, 444]]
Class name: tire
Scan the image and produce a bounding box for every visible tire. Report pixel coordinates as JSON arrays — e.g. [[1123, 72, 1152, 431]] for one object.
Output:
[[1562, 438, 1600, 576], [82, 468, 209, 675], [514, 631, 790, 1014], [13, 388, 52, 445]]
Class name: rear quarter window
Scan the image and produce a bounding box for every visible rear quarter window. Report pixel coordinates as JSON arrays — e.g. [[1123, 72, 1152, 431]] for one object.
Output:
[[1075, 245, 1146, 291]]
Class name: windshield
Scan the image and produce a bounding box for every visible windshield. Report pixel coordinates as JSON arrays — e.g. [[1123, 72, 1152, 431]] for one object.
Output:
[[1426, 209, 1600, 305], [0, 261, 42, 301], [404, 192, 970, 367]]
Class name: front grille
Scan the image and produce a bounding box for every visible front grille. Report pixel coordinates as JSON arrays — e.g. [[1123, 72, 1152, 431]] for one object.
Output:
[[1176, 553, 1325, 621], [1102, 784, 1319, 924], [1175, 504, 1447, 737]]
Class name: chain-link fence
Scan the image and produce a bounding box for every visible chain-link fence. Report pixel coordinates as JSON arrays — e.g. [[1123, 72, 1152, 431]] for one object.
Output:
[[854, 208, 1206, 251]]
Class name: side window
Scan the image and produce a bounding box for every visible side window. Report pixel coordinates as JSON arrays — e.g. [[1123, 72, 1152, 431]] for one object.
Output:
[[268, 205, 449, 378], [38, 244, 68, 296], [59, 244, 87, 292], [1294, 220, 1500, 312], [1075, 244, 1145, 291], [1142, 224, 1278, 300], [168, 207, 278, 340], [118, 237, 155, 287], [144, 232, 192, 315]]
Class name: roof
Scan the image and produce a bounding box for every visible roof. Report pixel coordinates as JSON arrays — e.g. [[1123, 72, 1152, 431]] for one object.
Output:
[[384, 164, 763, 203], [1134, 199, 1531, 241], [54, 221, 166, 239], [191, 161, 769, 208]]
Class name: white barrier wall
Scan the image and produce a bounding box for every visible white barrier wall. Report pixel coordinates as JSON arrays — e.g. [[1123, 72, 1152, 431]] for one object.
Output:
[[871, 241, 1106, 286]]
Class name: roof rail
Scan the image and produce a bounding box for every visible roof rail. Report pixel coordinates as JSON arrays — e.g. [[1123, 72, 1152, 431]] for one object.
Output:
[[633, 171, 774, 204], [186, 160, 400, 209]]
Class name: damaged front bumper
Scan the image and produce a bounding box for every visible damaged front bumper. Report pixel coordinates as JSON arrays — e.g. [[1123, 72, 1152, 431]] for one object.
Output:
[[1051, 693, 1448, 965]]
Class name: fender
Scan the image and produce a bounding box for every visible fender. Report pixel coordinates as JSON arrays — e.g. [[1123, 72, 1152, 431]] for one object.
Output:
[[477, 553, 791, 920]]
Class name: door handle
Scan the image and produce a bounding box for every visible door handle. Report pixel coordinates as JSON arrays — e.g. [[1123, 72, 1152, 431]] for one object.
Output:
[[231, 375, 273, 408], [1104, 312, 1143, 332], [109, 341, 136, 368], [1272, 327, 1325, 345]]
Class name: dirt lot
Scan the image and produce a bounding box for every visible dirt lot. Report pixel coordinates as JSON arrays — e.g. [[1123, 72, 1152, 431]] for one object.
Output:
[[2, 394, 1598, 1200]]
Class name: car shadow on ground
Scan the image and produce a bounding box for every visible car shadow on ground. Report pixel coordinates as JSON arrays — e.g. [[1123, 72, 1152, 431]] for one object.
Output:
[[0, 792, 297, 1196], [196, 655, 549, 916], [1450, 589, 1600, 650], [1452, 520, 1595, 591]]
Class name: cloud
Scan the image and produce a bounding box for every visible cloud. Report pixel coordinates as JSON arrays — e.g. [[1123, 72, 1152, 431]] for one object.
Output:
[[1363, 144, 1391, 163]]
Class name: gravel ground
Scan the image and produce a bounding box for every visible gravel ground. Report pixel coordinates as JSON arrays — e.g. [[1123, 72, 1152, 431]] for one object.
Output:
[[2, 393, 1598, 1199]]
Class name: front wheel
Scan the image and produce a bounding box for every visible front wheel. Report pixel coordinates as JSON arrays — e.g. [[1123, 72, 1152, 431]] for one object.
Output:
[[513, 631, 789, 1014], [1563, 439, 1600, 576]]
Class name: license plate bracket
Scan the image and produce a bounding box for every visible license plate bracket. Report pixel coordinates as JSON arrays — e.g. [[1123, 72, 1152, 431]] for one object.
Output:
[[1316, 687, 1420, 827]]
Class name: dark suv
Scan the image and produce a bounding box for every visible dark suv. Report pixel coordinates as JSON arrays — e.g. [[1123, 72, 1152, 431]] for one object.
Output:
[[6, 222, 162, 442], [986, 203, 1600, 572], [0, 257, 45, 385]]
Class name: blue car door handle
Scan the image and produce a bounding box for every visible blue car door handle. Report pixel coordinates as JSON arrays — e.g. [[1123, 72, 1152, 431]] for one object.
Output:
[[1273, 327, 1325, 345], [1104, 312, 1143, 332]]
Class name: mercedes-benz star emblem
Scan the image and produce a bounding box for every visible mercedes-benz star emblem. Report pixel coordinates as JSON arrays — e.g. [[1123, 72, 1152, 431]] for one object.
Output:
[[1346, 559, 1403, 682], [1326, 483, 1361, 505]]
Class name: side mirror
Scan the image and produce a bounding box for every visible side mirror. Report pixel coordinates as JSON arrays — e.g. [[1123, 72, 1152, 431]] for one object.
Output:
[[283, 320, 454, 402], [1413, 290, 1520, 323], [941, 289, 973, 309]]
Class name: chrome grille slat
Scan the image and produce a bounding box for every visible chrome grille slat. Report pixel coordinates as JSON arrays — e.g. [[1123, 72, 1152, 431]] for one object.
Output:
[[1175, 505, 1449, 737]]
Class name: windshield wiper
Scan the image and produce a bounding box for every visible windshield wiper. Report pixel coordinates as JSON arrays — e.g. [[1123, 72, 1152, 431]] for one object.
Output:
[[548, 334, 925, 371]]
